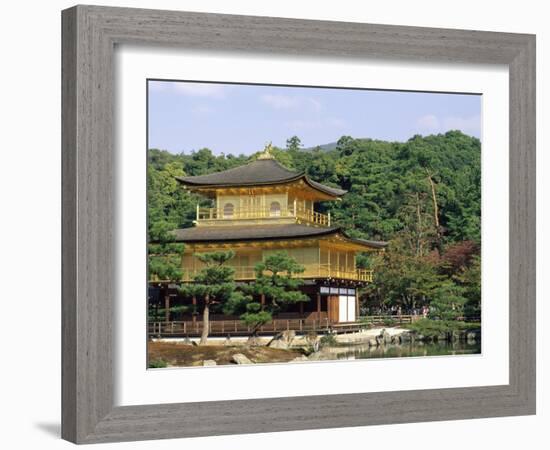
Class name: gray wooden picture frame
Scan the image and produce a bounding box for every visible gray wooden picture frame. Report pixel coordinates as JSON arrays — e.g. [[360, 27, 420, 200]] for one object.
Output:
[[61, 5, 536, 444]]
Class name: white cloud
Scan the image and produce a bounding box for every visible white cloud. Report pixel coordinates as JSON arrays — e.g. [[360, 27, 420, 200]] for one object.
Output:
[[260, 94, 300, 109], [173, 83, 226, 98], [307, 98, 323, 112], [416, 114, 440, 130], [260, 94, 324, 112], [442, 114, 481, 135], [416, 114, 481, 136]]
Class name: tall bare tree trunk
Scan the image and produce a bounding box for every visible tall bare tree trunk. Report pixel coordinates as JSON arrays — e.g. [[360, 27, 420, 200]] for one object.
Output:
[[200, 295, 210, 345], [416, 192, 423, 257], [425, 169, 443, 253]]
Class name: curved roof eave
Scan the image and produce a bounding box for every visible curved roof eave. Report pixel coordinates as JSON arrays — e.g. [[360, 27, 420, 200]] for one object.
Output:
[[171, 224, 342, 243], [169, 223, 387, 250], [304, 176, 347, 197], [177, 173, 347, 198], [176, 172, 304, 188], [341, 232, 388, 250]]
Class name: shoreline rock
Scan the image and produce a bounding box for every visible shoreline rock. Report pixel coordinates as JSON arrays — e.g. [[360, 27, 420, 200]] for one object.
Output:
[[268, 330, 296, 349], [232, 353, 253, 364]]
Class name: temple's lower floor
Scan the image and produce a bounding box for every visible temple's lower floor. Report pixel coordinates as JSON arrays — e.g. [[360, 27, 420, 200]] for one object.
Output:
[[148, 280, 363, 324]]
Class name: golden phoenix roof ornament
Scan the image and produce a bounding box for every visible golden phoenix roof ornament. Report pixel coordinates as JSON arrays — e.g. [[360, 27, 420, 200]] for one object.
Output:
[[257, 141, 275, 160]]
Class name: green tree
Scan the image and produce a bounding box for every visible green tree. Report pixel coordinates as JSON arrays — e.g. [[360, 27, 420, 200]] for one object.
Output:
[[179, 250, 241, 344], [365, 240, 440, 312], [148, 242, 184, 282], [147, 160, 190, 239], [454, 254, 481, 319], [225, 253, 309, 335], [429, 280, 467, 322], [286, 135, 303, 152], [148, 130, 481, 327], [418, 280, 469, 338], [147, 232, 185, 322], [396, 191, 438, 257], [148, 131, 481, 246]]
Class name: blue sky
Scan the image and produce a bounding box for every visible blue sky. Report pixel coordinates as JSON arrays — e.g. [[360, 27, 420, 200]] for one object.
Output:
[[148, 80, 481, 155]]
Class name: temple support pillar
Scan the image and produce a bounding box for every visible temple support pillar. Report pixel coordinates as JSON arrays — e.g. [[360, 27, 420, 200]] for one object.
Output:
[[164, 295, 170, 322]]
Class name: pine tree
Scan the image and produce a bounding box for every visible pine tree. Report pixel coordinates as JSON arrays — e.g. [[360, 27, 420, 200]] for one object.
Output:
[[286, 135, 303, 152], [225, 253, 309, 335], [147, 234, 184, 322], [179, 250, 241, 344]]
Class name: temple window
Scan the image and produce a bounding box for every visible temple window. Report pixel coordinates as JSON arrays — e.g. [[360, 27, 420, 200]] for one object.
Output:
[[269, 201, 281, 217], [223, 202, 234, 218]]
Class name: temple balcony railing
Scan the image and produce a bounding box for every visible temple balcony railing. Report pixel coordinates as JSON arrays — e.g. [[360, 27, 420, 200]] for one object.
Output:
[[195, 204, 331, 227], [182, 263, 372, 282]]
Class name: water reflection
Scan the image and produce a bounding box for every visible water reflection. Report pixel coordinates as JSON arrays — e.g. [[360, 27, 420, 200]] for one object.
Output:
[[325, 340, 481, 360]]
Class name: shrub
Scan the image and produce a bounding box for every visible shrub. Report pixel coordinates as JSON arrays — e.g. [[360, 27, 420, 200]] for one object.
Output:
[[148, 358, 168, 368], [405, 318, 479, 339], [319, 333, 338, 347]]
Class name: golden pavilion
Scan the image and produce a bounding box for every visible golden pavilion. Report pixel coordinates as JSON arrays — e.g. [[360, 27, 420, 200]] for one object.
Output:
[[170, 144, 386, 325]]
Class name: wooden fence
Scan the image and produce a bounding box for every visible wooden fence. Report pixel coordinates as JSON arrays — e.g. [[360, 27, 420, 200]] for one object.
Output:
[[148, 315, 424, 337], [358, 315, 422, 326], [149, 318, 331, 337]]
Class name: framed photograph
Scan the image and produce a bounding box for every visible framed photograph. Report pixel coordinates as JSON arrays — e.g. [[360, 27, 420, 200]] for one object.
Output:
[[62, 5, 535, 444]]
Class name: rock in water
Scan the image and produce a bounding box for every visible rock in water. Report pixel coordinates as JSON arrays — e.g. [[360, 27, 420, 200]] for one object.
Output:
[[203, 360, 217, 366], [308, 352, 324, 361], [232, 353, 253, 365], [466, 331, 479, 342], [391, 335, 401, 344], [377, 328, 392, 345]]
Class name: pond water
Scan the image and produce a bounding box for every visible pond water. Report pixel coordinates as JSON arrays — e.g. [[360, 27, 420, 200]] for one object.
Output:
[[332, 340, 481, 360]]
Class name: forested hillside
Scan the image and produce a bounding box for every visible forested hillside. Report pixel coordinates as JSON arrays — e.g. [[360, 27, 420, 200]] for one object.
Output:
[[148, 131, 481, 318]]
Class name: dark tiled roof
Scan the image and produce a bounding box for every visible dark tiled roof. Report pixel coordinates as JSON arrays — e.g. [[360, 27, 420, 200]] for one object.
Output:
[[173, 224, 339, 242], [172, 224, 387, 249], [347, 237, 388, 249], [307, 179, 346, 197], [177, 159, 297, 185], [176, 159, 346, 197]]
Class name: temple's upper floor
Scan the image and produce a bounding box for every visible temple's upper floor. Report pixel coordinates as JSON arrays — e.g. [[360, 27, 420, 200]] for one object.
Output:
[[176, 145, 346, 227]]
